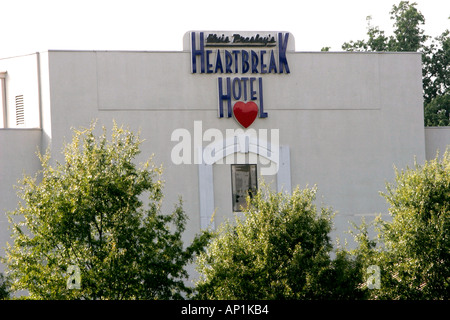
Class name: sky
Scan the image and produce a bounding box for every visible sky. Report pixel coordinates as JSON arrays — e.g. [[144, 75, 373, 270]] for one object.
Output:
[[0, 0, 449, 57]]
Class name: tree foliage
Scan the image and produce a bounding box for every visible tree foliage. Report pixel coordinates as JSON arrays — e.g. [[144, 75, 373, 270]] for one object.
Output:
[[195, 185, 364, 300], [424, 94, 450, 126], [389, 1, 427, 52], [196, 152, 450, 300], [3, 122, 210, 299], [422, 30, 450, 107], [342, 1, 449, 126], [351, 150, 450, 299], [342, 1, 427, 52], [0, 273, 10, 299]]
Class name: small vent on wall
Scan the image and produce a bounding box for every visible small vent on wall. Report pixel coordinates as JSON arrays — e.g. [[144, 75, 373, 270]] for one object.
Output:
[[15, 95, 24, 126]]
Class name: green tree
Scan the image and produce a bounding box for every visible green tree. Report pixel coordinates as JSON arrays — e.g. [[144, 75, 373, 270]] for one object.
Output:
[[342, 2, 426, 52], [424, 94, 450, 126], [351, 150, 450, 299], [195, 185, 365, 299], [389, 1, 427, 52], [342, 1, 450, 127], [341, 16, 389, 52], [3, 121, 210, 299], [423, 29, 450, 106], [0, 273, 10, 299]]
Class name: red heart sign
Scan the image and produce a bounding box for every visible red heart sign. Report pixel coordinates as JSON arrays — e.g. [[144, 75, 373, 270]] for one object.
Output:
[[233, 101, 258, 128]]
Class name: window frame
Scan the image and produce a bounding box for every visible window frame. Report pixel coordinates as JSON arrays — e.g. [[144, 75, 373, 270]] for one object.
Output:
[[231, 164, 258, 212]]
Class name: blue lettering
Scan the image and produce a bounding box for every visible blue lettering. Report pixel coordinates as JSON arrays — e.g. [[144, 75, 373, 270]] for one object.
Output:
[[218, 77, 232, 118], [260, 50, 267, 74], [192, 32, 290, 77], [215, 50, 224, 73], [241, 77, 249, 100], [241, 50, 249, 73], [232, 50, 240, 73], [268, 50, 277, 73], [278, 33, 290, 74], [225, 50, 233, 73], [206, 50, 213, 73], [251, 50, 259, 73], [191, 32, 205, 73], [250, 77, 257, 100], [259, 78, 267, 118], [217, 77, 266, 118], [232, 78, 241, 100]]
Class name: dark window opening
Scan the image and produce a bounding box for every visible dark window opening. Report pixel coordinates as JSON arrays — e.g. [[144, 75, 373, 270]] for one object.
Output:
[[231, 164, 257, 212]]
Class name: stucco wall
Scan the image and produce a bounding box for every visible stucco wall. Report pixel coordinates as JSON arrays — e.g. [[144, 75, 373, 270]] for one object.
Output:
[[425, 127, 450, 160], [42, 50, 425, 246], [0, 49, 427, 277], [0, 54, 41, 129], [0, 129, 42, 271]]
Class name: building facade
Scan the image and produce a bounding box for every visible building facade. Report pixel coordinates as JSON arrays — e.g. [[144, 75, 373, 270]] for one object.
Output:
[[1, 31, 449, 276]]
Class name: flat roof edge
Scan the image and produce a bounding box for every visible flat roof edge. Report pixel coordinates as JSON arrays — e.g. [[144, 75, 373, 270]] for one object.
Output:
[[0, 49, 422, 60]]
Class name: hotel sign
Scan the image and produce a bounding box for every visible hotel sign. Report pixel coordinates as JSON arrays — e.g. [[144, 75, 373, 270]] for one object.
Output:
[[204, 33, 277, 47], [189, 31, 292, 128]]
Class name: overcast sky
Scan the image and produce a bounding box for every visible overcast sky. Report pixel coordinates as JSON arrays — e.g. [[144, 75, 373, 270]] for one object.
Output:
[[0, 0, 449, 57]]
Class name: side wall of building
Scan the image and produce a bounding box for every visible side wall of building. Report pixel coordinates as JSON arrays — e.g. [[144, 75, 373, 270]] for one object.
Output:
[[0, 54, 42, 129], [0, 53, 50, 272], [425, 127, 450, 160], [0, 129, 42, 271]]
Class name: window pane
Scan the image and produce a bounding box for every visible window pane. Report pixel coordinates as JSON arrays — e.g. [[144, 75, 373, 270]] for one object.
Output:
[[231, 164, 257, 212]]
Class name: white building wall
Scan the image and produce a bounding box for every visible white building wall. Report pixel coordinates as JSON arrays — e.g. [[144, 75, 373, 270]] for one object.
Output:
[[0, 53, 41, 129], [0, 48, 437, 278], [40, 50, 426, 244], [0, 129, 42, 271], [425, 127, 450, 160]]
